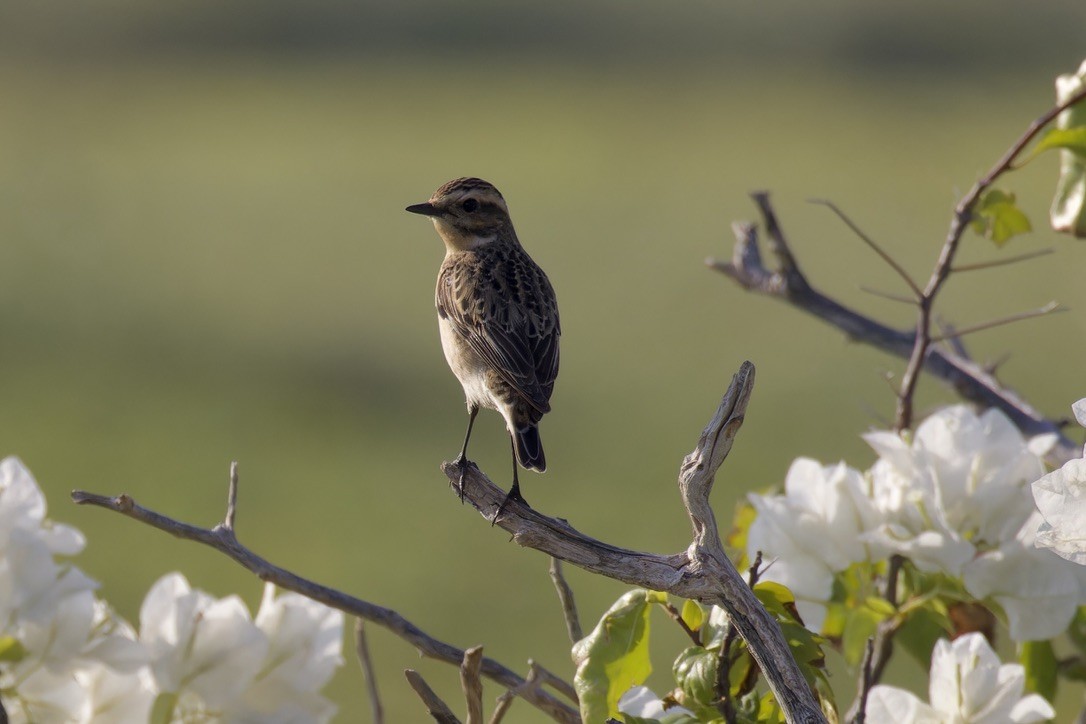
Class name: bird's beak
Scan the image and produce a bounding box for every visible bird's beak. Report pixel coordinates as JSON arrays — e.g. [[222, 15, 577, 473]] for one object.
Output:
[[405, 202, 442, 217]]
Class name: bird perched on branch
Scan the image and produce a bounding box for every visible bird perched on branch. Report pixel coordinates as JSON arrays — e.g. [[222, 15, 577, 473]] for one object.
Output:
[[407, 177, 560, 514]]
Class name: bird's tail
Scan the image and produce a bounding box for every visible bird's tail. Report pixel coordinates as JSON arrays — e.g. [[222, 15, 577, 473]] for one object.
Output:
[[514, 425, 546, 472]]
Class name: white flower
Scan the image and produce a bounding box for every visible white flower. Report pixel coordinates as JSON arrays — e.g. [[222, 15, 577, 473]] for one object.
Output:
[[1031, 398, 1086, 565], [224, 584, 344, 723], [73, 661, 155, 723], [747, 459, 877, 630], [0, 456, 85, 556], [862, 407, 1043, 575], [867, 633, 1054, 723], [963, 511, 1086, 641], [139, 574, 345, 723], [617, 685, 696, 723], [139, 572, 268, 712]]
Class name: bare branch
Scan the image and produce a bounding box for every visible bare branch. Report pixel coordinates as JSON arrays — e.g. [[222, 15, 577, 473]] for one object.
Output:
[[950, 247, 1054, 272], [70, 470, 579, 724], [445, 362, 826, 724], [810, 199, 922, 299], [355, 619, 385, 724], [461, 646, 485, 724], [710, 194, 1080, 466], [548, 558, 583, 644], [406, 669, 461, 724], [928, 302, 1063, 342]]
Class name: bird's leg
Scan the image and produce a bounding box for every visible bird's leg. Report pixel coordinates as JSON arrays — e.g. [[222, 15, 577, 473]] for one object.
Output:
[[493, 434, 529, 523], [452, 405, 479, 502]]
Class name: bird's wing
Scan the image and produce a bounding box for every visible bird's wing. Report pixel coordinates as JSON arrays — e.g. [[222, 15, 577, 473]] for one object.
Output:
[[437, 252, 559, 415]]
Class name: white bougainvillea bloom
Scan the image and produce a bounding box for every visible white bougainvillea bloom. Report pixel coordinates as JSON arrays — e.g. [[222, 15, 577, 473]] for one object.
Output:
[[224, 583, 344, 723], [861, 406, 1044, 576], [867, 633, 1054, 723], [747, 458, 878, 630], [1031, 398, 1086, 565], [963, 511, 1086, 641], [617, 685, 696, 723], [140, 572, 268, 712], [0, 457, 152, 723]]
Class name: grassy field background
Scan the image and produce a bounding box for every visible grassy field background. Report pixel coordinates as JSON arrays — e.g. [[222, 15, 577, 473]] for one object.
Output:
[[2, 2, 1086, 721]]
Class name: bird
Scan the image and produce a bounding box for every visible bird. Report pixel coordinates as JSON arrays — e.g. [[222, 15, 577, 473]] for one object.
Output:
[[406, 177, 560, 515]]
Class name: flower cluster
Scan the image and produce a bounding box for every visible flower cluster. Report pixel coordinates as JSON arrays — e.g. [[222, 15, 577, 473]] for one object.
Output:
[[867, 633, 1054, 723], [746, 404, 1086, 641], [0, 456, 344, 723]]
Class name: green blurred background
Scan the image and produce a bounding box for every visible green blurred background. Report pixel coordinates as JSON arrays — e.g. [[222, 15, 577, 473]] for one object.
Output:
[[2, 1, 1085, 721]]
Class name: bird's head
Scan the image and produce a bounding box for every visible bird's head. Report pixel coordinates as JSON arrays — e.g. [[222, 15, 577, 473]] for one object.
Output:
[[406, 177, 512, 251]]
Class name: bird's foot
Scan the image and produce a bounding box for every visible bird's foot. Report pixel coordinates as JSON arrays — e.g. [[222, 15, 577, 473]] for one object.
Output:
[[491, 484, 529, 526], [451, 454, 473, 503]]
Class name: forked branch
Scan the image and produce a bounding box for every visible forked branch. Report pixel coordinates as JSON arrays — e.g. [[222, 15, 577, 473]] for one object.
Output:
[[451, 362, 826, 724], [710, 198, 1079, 466]]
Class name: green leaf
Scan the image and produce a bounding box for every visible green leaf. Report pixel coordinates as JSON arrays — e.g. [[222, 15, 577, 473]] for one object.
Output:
[[970, 188, 1032, 245], [756, 691, 786, 724], [1019, 640, 1058, 703], [573, 589, 667, 722], [0, 635, 27, 663], [1031, 126, 1086, 158], [701, 606, 731, 651], [681, 599, 705, 633], [1051, 60, 1086, 238], [150, 692, 179, 724], [841, 603, 885, 666], [896, 606, 952, 669], [1066, 606, 1086, 655], [673, 646, 719, 714]]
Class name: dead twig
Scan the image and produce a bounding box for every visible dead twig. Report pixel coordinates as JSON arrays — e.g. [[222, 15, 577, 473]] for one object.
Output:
[[406, 669, 461, 724], [355, 619, 384, 724]]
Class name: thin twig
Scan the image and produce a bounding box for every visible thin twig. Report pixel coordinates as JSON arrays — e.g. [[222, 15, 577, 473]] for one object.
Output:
[[850, 638, 876, 724], [490, 662, 542, 724], [845, 555, 905, 722], [659, 602, 702, 646], [950, 247, 1054, 272], [531, 662, 578, 704], [461, 646, 485, 724], [927, 302, 1063, 342], [70, 468, 579, 724], [895, 84, 1086, 431], [548, 557, 583, 644], [858, 286, 916, 305], [405, 669, 461, 724], [355, 619, 385, 724], [225, 460, 239, 531], [810, 199, 922, 299]]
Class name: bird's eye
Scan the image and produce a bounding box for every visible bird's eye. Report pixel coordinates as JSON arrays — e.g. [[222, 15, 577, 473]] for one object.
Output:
[[462, 198, 479, 213]]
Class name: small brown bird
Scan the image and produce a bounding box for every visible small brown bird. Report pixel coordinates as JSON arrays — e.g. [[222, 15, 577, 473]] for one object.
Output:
[[406, 177, 560, 511]]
